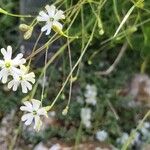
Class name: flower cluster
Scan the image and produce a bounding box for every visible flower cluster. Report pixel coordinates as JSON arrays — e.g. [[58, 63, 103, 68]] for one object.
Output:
[[79, 84, 98, 128], [96, 130, 108, 142], [0, 46, 35, 93], [37, 5, 65, 35], [0, 4, 66, 133], [84, 84, 97, 105], [80, 108, 92, 128]]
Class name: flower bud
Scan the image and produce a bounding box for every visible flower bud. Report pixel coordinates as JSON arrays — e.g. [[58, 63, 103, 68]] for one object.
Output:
[[62, 106, 69, 116], [24, 27, 33, 40], [19, 24, 30, 32], [99, 29, 104, 35], [52, 25, 63, 35]]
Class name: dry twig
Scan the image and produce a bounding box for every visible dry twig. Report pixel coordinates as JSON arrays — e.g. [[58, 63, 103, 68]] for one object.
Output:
[[96, 42, 128, 76]]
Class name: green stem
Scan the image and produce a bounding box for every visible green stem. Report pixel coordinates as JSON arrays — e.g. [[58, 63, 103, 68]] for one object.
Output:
[[0, 8, 32, 18], [46, 21, 97, 111]]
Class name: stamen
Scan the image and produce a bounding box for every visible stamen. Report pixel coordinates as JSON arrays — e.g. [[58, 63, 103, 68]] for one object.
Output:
[[5, 62, 11, 68], [49, 17, 54, 22], [33, 110, 37, 115]]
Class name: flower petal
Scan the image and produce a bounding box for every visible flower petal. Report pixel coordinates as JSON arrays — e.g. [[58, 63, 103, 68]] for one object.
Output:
[[23, 101, 33, 110], [24, 114, 34, 125], [39, 11, 49, 19], [25, 72, 35, 84], [8, 80, 14, 89], [12, 81, 19, 91], [23, 80, 32, 91], [20, 106, 32, 112], [41, 22, 52, 35], [6, 45, 12, 60], [13, 53, 26, 66], [37, 108, 48, 117], [54, 10, 65, 20], [45, 5, 56, 17], [1, 46, 12, 60], [1, 48, 7, 57], [21, 113, 33, 121], [34, 115, 42, 131], [0, 60, 4, 67], [0, 68, 9, 83], [8, 80, 19, 91], [11, 67, 22, 77], [37, 16, 48, 22], [21, 82, 28, 93], [31, 99, 41, 110]]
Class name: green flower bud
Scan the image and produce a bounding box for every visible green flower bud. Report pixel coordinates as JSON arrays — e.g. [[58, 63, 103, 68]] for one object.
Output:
[[19, 24, 30, 32], [23, 27, 33, 40], [62, 106, 69, 116]]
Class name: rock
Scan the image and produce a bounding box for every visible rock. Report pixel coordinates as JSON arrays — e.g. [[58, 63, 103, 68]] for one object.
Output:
[[33, 142, 48, 150], [142, 144, 150, 150], [118, 74, 150, 106], [0, 110, 16, 150], [49, 143, 61, 150], [48, 142, 112, 150]]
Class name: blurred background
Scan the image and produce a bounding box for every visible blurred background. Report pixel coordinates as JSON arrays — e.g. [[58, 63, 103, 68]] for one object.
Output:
[[0, 0, 150, 150]]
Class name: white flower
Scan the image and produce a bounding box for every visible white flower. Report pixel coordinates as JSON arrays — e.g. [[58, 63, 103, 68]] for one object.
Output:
[[96, 130, 108, 142], [37, 5, 65, 35], [81, 107, 91, 128], [0, 46, 26, 83], [117, 132, 129, 145], [85, 84, 97, 98], [20, 99, 48, 131], [8, 65, 35, 93], [84, 84, 97, 105]]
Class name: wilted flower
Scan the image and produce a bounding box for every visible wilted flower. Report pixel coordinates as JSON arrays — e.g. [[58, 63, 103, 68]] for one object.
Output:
[[96, 130, 108, 142], [81, 107, 91, 128], [20, 99, 48, 131], [23, 27, 33, 40], [19, 24, 30, 32], [8, 65, 35, 93], [0, 46, 26, 83], [84, 84, 97, 105], [37, 5, 65, 35]]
